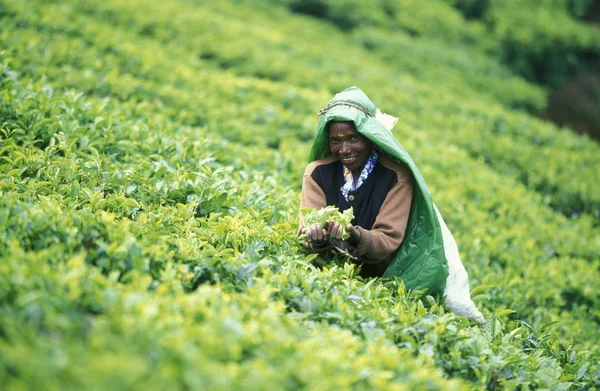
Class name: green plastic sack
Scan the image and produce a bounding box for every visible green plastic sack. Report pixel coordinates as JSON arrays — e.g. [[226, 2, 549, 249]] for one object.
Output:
[[308, 86, 449, 296]]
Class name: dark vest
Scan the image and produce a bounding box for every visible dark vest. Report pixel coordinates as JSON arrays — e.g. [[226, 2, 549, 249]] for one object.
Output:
[[310, 159, 400, 277], [310, 160, 399, 229]]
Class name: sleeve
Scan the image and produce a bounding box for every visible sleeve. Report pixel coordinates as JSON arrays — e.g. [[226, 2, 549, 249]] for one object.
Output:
[[300, 170, 327, 210], [352, 180, 413, 263], [297, 167, 331, 254]]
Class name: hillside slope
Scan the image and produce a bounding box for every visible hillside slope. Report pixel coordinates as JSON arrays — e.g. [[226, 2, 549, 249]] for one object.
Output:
[[1, 0, 599, 389]]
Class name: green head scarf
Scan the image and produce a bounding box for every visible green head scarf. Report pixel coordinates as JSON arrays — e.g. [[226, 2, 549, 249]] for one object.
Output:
[[309, 86, 448, 296]]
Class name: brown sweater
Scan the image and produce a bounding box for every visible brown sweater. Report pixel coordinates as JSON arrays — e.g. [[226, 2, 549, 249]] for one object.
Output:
[[299, 153, 414, 277]]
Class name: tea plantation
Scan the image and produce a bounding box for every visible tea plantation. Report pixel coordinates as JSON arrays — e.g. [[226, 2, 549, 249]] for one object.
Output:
[[1, 0, 600, 389]]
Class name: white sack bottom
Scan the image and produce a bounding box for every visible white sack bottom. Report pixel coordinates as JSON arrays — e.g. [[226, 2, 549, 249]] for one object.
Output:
[[434, 204, 486, 324]]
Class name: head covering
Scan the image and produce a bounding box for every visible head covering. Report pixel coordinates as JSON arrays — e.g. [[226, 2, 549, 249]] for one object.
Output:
[[309, 86, 449, 296]]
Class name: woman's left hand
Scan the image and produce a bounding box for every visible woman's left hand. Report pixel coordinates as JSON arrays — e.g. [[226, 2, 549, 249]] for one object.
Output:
[[326, 220, 344, 240], [326, 221, 361, 244], [345, 224, 361, 244]]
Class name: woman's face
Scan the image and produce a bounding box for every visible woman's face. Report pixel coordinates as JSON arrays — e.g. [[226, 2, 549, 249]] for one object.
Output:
[[328, 121, 371, 174]]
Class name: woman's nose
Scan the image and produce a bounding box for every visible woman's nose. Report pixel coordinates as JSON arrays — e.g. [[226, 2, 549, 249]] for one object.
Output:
[[341, 141, 351, 153]]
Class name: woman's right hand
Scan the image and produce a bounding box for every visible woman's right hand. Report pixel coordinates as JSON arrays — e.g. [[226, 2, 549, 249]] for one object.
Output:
[[302, 223, 328, 244]]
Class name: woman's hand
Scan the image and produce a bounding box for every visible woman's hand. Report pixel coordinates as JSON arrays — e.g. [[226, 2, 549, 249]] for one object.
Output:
[[301, 221, 362, 245], [326, 220, 343, 240], [301, 223, 328, 244], [326, 221, 361, 244], [345, 224, 361, 244]]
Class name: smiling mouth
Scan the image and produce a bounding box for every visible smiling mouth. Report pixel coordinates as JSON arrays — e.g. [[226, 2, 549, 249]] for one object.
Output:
[[341, 156, 357, 164]]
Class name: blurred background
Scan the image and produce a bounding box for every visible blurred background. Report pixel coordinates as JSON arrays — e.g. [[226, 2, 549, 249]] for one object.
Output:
[[264, 0, 600, 141]]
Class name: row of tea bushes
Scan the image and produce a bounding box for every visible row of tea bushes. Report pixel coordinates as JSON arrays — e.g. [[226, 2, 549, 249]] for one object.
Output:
[[272, 0, 600, 86], [64, 0, 545, 111], [0, 53, 567, 390], [395, 95, 600, 219], [1, 0, 326, 150], [4, 0, 599, 325], [3, 43, 599, 389], [350, 27, 547, 113], [4, 0, 599, 313], [65, 0, 600, 219], [414, 141, 600, 354], [460, 0, 600, 86], [1, 239, 466, 390], [8, 0, 599, 222]]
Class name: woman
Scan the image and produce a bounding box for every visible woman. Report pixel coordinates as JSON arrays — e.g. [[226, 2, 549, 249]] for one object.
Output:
[[299, 86, 449, 296]]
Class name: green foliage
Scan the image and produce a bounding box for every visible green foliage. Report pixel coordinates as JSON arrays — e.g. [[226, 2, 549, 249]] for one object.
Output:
[[483, 2, 600, 86], [299, 206, 354, 241], [274, 0, 600, 87], [0, 0, 599, 389]]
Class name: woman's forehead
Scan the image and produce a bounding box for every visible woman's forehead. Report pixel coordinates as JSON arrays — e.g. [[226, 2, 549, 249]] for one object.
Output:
[[327, 121, 357, 136]]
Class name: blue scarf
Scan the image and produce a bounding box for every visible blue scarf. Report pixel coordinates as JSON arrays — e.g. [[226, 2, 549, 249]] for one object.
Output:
[[341, 151, 378, 202]]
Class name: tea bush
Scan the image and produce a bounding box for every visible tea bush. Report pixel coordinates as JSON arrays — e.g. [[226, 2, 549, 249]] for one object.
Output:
[[1, 0, 599, 389]]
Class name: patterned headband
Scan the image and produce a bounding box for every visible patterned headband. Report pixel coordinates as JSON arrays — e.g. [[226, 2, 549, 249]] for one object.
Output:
[[317, 102, 373, 117]]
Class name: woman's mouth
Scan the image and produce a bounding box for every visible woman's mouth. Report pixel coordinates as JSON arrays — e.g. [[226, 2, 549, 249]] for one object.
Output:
[[341, 156, 356, 164]]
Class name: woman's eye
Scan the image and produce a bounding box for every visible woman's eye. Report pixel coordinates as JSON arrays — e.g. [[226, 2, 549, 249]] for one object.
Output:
[[350, 136, 359, 142]]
